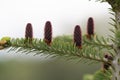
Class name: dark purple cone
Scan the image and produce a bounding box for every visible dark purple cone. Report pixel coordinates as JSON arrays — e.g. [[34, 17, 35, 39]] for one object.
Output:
[[103, 54, 113, 70], [25, 23, 33, 44], [103, 62, 110, 70], [25, 23, 33, 43], [87, 17, 94, 39], [74, 25, 82, 48], [44, 21, 52, 45]]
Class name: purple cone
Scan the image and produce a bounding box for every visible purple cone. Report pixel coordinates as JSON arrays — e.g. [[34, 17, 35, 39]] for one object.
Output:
[[87, 17, 94, 39], [103, 54, 113, 70], [74, 25, 82, 48], [25, 23, 33, 43], [44, 21, 52, 45]]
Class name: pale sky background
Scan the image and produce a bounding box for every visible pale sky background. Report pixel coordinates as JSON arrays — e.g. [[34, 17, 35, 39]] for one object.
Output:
[[0, 0, 112, 39], [0, 0, 113, 59]]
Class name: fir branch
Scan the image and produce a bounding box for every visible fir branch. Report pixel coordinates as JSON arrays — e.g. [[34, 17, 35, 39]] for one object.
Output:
[[6, 37, 109, 64], [83, 35, 114, 50]]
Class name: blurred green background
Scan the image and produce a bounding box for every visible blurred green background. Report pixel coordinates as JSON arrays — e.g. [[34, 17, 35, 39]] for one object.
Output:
[[0, 51, 101, 80]]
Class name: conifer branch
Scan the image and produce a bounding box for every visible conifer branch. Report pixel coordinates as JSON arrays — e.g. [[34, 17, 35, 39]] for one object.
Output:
[[83, 35, 114, 49], [4, 37, 109, 64]]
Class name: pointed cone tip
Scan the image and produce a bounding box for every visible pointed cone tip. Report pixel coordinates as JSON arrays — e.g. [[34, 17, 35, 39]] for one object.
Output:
[[75, 25, 80, 29], [26, 23, 32, 28]]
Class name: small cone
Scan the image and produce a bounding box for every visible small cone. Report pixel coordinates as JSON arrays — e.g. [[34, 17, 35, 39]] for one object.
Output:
[[25, 23, 33, 43], [103, 54, 113, 71], [87, 17, 94, 39], [102, 54, 109, 71], [74, 25, 82, 49], [44, 21, 52, 45]]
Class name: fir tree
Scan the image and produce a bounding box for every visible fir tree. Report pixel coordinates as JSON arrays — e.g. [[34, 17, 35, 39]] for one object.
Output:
[[0, 0, 120, 80]]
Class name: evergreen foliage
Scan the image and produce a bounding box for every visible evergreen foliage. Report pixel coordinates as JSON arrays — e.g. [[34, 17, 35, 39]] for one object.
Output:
[[0, 0, 120, 80], [93, 70, 112, 80]]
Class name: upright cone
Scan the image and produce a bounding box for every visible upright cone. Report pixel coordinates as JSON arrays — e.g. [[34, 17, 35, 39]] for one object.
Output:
[[74, 25, 82, 49], [25, 23, 33, 43], [44, 21, 52, 45], [87, 17, 94, 39]]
